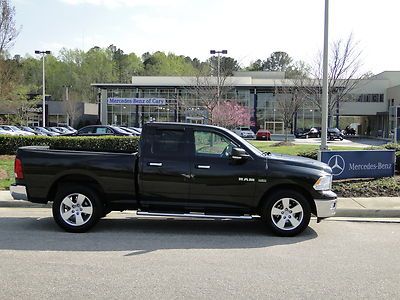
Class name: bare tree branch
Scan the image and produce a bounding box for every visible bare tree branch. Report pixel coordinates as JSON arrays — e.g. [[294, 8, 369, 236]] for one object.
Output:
[[0, 0, 20, 56]]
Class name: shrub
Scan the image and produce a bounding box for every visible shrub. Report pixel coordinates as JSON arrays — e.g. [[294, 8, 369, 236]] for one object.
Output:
[[297, 149, 318, 160], [0, 135, 139, 155]]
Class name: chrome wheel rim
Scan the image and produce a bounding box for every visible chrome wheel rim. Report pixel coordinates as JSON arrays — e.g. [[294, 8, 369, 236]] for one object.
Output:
[[59, 193, 93, 227], [271, 198, 304, 231]]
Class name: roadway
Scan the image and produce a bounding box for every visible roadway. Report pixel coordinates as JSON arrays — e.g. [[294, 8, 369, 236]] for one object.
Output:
[[0, 207, 399, 299]]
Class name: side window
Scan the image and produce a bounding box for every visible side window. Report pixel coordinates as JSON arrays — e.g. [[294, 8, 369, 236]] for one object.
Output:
[[194, 131, 236, 158], [144, 129, 186, 158], [78, 127, 94, 134], [95, 127, 108, 134]]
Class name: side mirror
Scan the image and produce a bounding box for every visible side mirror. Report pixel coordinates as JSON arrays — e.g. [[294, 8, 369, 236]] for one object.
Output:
[[231, 147, 251, 160]]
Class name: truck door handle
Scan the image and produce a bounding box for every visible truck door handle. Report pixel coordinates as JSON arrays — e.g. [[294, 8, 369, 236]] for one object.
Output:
[[149, 162, 163, 167], [197, 165, 210, 169]]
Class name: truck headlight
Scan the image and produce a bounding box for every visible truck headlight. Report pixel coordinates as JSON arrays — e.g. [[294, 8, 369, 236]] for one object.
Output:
[[313, 174, 332, 191]]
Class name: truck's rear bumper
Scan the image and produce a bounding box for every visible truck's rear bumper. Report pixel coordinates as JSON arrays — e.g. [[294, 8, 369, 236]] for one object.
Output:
[[10, 184, 28, 201]]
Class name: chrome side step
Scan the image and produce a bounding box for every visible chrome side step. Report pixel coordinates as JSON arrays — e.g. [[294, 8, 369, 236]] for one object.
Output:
[[136, 211, 253, 220]]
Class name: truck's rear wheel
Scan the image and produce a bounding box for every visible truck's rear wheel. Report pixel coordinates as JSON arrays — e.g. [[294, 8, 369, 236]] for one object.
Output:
[[261, 190, 311, 237], [52, 185, 102, 233]]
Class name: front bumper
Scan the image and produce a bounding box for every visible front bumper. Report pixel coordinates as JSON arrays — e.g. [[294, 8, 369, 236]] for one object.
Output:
[[315, 198, 337, 217], [10, 184, 28, 201]]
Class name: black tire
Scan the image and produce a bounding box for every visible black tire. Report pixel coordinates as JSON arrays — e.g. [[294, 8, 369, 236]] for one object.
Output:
[[261, 190, 311, 237], [52, 184, 103, 233]]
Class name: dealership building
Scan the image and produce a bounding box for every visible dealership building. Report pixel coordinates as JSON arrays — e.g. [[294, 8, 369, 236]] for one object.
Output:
[[92, 71, 400, 139]]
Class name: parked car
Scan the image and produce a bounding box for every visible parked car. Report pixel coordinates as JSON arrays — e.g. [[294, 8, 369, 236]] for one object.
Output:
[[256, 129, 271, 140], [45, 127, 64, 134], [32, 126, 59, 136], [120, 127, 141, 136], [232, 127, 256, 139], [343, 125, 356, 135], [55, 127, 73, 134], [63, 125, 133, 136], [328, 128, 344, 141], [0, 125, 35, 136], [11, 122, 337, 237], [295, 127, 321, 138], [16, 126, 45, 136], [0, 128, 12, 135], [58, 125, 77, 133], [129, 127, 142, 134]]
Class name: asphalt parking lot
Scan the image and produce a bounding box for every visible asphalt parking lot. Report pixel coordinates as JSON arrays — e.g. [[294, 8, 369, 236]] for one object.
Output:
[[0, 207, 399, 299]]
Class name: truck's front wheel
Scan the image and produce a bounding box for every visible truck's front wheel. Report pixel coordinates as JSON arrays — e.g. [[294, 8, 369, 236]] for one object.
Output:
[[262, 190, 311, 237], [52, 185, 102, 233]]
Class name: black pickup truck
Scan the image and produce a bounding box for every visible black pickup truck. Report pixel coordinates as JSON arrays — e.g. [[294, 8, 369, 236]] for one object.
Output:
[[10, 122, 337, 236]]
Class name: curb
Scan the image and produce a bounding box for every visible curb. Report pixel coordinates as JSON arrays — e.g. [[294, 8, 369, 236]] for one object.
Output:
[[0, 200, 51, 208], [335, 208, 400, 218]]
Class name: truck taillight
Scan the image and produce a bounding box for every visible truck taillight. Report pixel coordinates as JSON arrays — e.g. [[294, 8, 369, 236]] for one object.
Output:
[[14, 158, 24, 179]]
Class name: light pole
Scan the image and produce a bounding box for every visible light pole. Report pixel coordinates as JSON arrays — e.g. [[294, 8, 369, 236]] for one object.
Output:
[[320, 0, 329, 150], [210, 49, 227, 103], [35, 50, 51, 126], [63, 85, 72, 126]]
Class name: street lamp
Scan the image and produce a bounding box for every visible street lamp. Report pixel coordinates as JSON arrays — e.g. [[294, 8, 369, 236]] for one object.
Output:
[[35, 50, 51, 126], [209, 49, 228, 102]]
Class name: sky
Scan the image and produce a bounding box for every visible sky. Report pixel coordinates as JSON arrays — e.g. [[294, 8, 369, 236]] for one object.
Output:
[[10, 0, 400, 74]]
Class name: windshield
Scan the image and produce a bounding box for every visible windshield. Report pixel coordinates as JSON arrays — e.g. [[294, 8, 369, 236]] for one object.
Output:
[[38, 127, 51, 133]]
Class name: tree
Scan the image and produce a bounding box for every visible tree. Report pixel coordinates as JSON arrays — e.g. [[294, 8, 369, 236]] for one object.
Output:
[[303, 34, 367, 127], [264, 51, 293, 72], [63, 87, 80, 127], [208, 56, 240, 76], [0, 0, 20, 56], [182, 64, 236, 125], [274, 84, 308, 142], [247, 59, 263, 71], [212, 101, 251, 128], [246, 52, 308, 79], [143, 51, 197, 76]]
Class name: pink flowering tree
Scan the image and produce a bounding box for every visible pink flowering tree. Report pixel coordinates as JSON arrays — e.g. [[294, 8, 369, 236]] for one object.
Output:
[[212, 101, 251, 129]]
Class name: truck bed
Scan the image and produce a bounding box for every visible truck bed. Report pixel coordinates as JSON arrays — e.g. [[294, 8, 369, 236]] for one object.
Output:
[[16, 146, 138, 206]]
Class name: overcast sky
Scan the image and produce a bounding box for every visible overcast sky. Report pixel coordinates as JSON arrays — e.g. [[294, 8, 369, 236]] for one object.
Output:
[[11, 0, 400, 74]]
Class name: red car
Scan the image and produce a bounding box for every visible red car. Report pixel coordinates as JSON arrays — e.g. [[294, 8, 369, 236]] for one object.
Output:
[[256, 129, 271, 140]]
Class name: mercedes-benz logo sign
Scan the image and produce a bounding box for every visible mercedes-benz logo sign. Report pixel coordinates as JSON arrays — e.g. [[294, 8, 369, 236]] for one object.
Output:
[[327, 155, 345, 176]]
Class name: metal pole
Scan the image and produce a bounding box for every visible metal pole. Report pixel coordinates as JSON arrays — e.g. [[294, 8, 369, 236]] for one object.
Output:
[[320, 0, 329, 150], [217, 52, 220, 103], [395, 106, 398, 143], [42, 54, 46, 127], [65, 86, 70, 126]]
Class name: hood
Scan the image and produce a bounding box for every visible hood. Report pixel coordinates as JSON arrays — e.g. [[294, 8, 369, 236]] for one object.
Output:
[[268, 153, 332, 174]]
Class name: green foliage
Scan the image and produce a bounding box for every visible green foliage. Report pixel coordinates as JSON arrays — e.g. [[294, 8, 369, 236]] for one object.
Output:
[[0, 156, 14, 190], [333, 176, 400, 197], [297, 149, 318, 160], [143, 51, 198, 76], [0, 135, 139, 155]]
